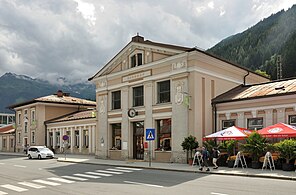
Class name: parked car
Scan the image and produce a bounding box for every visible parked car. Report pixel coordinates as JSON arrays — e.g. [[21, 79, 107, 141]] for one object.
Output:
[[28, 146, 54, 159]]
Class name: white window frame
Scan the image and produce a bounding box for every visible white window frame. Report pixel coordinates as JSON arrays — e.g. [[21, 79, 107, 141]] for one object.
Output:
[[289, 115, 296, 125], [130, 51, 144, 68]]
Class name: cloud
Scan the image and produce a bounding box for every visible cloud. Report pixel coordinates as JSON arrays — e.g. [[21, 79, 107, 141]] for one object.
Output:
[[0, 0, 295, 83]]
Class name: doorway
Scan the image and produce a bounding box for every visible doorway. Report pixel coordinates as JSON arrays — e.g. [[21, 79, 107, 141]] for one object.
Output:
[[133, 121, 144, 160]]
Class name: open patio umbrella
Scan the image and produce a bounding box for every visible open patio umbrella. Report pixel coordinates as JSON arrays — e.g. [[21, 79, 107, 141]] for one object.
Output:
[[204, 126, 252, 140], [257, 123, 296, 138]]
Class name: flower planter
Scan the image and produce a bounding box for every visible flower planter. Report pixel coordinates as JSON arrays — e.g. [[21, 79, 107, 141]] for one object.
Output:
[[282, 163, 294, 171], [251, 161, 261, 169]]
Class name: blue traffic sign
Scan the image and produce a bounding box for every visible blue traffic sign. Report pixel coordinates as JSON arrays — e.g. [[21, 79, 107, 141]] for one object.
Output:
[[146, 128, 155, 141]]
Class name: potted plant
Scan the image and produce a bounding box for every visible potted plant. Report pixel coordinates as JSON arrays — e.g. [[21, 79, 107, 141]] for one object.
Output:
[[220, 140, 238, 167], [181, 135, 199, 165], [241, 132, 268, 169], [274, 139, 296, 171]]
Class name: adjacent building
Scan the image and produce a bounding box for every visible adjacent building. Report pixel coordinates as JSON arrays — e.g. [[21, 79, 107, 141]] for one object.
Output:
[[0, 113, 15, 127], [212, 78, 296, 132], [0, 124, 15, 152], [89, 35, 269, 163], [8, 90, 96, 153]]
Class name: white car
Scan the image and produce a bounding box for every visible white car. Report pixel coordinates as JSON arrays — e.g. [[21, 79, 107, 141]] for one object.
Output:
[[28, 146, 54, 159]]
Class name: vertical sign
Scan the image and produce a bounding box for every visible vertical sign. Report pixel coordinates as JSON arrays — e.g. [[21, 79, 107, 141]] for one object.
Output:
[[146, 128, 155, 167]]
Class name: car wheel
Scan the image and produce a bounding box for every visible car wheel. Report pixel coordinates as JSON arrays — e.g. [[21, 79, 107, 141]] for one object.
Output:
[[38, 155, 42, 160], [28, 154, 32, 159]]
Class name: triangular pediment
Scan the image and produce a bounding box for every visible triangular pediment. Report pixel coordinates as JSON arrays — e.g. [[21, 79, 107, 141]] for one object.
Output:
[[89, 35, 191, 80]]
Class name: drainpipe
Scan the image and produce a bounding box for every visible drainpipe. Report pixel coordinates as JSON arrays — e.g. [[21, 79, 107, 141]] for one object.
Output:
[[243, 71, 250, 86], [212, 103, 217, 133], [44, 122, 47, 147]]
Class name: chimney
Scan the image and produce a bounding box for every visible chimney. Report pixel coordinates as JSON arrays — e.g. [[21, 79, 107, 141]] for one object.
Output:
[[57, 90, 63, 97], [131, 33, 144, 42]]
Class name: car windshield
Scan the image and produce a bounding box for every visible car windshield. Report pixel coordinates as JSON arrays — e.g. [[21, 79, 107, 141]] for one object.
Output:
[[39, 148, 51, 152]]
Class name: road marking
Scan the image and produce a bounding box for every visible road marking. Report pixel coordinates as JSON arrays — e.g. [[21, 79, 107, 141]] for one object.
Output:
[[18, 181, 45, 189], [95, 170, 123, 175], [33, 179, 61, 186], [115, 167, 143, 171], [124, 181, 164, 188], [73, 173, 101, 179], [62, 176, 88, 181], [107, 168, 132, 173], [211, 192, 228, 195], [13, 165, 27, 168], [85, 172, 112, 177], [0, 191, 8, 195], [1, 184, 28, 192], [48, 177, 75, 183]]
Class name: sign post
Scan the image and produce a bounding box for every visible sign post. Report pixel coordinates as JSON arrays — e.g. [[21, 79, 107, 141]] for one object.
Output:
[[62, 135, 69, 160], [146, 128, 155, 167]]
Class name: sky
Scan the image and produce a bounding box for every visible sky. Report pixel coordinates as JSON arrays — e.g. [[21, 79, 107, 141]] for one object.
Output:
[[0, 0, 295, 84]]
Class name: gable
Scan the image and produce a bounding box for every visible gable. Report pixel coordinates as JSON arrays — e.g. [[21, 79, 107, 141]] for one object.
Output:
[[89, 35, 190, 79]]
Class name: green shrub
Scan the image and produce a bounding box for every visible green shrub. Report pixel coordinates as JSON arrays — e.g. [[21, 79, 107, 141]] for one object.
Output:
[[274, 139, 296, 164]]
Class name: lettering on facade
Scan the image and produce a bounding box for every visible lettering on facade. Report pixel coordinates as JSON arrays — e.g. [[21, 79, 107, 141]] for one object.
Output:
[[122, 70, 151, 82], [172, 60, 187, 70], [175, 81, 184, 105]]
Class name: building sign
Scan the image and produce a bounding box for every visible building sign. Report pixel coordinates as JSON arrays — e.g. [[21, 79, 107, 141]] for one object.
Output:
[[122, 70, 151, 82]]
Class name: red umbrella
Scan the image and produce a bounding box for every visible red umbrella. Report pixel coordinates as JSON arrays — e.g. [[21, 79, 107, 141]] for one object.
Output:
[[257, 123, 296, 138]]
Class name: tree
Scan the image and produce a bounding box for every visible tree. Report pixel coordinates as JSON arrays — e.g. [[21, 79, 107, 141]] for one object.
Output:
[[181, 135, 199, 162]]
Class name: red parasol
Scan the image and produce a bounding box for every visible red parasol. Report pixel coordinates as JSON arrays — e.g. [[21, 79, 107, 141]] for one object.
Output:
[[257, 123, 296, 138]]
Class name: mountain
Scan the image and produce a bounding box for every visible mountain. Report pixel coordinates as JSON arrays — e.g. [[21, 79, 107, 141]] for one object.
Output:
[[208, 5, 296, 80], [0, 73, 96, 113]]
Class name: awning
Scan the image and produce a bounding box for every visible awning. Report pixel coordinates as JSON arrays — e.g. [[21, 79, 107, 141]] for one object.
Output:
[[257, 123, 296, 138], [204, 126, 252, 140]]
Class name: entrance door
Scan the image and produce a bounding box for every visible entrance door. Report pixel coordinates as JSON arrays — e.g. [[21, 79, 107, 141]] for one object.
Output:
[[133, 121, 144, 160]]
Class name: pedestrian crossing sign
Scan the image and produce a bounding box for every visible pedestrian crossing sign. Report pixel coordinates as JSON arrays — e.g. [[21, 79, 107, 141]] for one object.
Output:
[[146, 128, 155, 141]]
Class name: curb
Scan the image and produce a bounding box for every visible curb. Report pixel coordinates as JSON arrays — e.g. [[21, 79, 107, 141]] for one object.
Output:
[[57, 159, 296, 181]]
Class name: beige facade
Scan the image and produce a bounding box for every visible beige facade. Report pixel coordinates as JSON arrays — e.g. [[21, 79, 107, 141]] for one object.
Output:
[[9, 91, 96, 153], [89, 35, 269, 163]]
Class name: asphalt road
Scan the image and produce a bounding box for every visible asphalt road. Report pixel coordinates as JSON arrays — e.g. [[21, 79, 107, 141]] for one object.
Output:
[[0, 155, 295, 195]]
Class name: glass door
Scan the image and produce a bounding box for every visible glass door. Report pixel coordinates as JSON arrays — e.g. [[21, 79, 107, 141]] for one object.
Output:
[[133, 121, 144, 159]]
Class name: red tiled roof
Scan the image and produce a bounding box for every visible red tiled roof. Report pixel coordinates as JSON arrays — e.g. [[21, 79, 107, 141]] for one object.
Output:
[[8, 91, 96, 109], [45, 109, 96, 124], [0, 124, 15, 134]]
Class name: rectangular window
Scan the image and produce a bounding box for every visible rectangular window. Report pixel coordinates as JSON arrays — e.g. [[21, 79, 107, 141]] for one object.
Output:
[[131, 55, 137, 67], [112, 123, 121, 150], [18, 132, 21, 143], [156, 119, 171, 151], [18, 113, 21, 125], [24, 122, 28, 133], [83, 130, 89, 147], [157, 80, 170, 103], [24, 110, 28, 115], [56, 132, 60, 146], [10, 138, 14, 148], [131, 53, 143, 68], [133, 86, 144, 107], [137, 53, 143, 66], [8, 116, 15, 124], [31, 110, 35, 122], [247, 118, 263, 130], [289, 115, 296, 125], [31, 132, 35, 143], [222, 119, 236, 129], [75, 130, 79, 147], [112, 91, 121, 110], [3, 139, 6, 148]]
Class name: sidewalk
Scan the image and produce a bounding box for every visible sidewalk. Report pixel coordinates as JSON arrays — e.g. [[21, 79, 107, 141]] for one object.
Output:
[[1, 152, 295, 181]]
